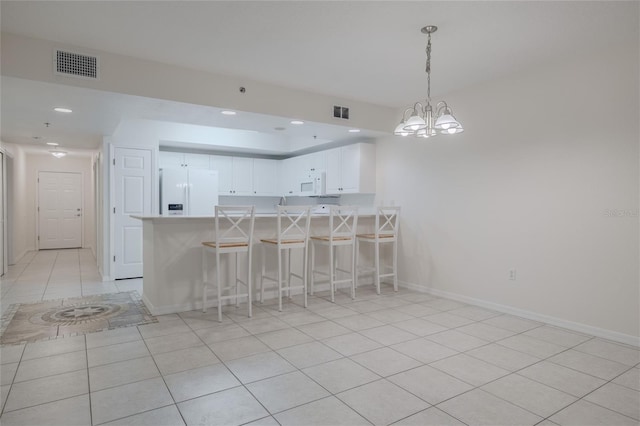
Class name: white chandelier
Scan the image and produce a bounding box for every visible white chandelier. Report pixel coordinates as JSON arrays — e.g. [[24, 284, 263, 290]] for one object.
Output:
[[395, 26, 463, 138], [49, 149, 67, 158]]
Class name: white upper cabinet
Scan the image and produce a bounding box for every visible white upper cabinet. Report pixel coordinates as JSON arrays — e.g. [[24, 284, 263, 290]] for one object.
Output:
[[184, 153, 211, 169], [325, 143, 376, 195], [210, 155, 233, 193], [252, 159, 278, 196], [280, 156, 300, 195], [159, 151, 210, 169], [210, 155, 255, 196], [161, 143, 374, 198], [279, 151, 328, 195], [231, 157, 254, 195]]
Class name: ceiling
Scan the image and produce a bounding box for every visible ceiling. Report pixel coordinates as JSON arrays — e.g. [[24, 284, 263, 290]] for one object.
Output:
[[1, 1, 637, 154]]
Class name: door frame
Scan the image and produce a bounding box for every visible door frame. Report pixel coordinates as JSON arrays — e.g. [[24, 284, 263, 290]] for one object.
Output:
[[36, 170, 84, 250]]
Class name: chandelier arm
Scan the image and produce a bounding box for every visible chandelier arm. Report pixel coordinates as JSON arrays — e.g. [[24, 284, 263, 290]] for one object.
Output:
[[412, 102, 424, 116], [402, 107, 414, 121], [435, 101, 451, 115]]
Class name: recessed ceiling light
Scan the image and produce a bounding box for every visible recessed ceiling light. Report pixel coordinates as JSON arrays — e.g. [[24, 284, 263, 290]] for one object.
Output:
[[53, 107, 72, 113], [46, 142, 59, 146], [348, 129, 361, 133], [290, 120, 304, 125], [221, 110, 237, 115]]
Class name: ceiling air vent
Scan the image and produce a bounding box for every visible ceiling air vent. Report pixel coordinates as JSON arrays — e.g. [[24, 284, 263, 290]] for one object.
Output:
[[333, 105, 349, 120], [54, 49, 99, 80]]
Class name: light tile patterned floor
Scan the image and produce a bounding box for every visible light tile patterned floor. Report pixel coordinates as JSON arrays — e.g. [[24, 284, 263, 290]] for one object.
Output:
[[0, 249, 638, 425]]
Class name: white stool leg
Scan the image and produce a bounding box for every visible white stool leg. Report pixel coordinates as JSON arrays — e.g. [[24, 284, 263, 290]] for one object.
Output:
[[202, 248, 208, 313], [286, 248, 291, 299], [354, 238, 359, 289], [392, 240, 398, 292], [351, 242, 356, 300], [247, 245, 253, 318], [216, 250, 222, 322], [260, 244, 266, 304], [374, 240, 381, 295], [277, 245, 283, 312], [310, 241, 316, 295], [303, 243, 308, 308], [235, 252, 240, 308], [329, 244, 335, 303]]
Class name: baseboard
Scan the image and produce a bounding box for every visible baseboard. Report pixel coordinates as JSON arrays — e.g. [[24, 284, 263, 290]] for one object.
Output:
[[399, 280, 639, 348]]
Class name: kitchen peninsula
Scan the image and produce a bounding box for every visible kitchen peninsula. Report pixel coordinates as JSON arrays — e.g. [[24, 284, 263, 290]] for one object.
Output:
[[133, 212, 375, 315]]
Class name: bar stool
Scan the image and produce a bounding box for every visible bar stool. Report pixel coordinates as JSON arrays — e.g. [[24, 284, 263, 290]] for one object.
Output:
[[259, 205, 311, 311], [310, 205, 358, 303], [202, 205, 255, 322], [356, 206, 400, 294]]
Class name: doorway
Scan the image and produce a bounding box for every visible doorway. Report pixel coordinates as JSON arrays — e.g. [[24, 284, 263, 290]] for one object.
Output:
[[38, 171, 83, 249]]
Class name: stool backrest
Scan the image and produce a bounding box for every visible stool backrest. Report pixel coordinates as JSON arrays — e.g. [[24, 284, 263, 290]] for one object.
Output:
[[376, 206, 401, 238], [215, 206, 255, 246], [277, 205, 311, 243], [329, 205, 358, 240]]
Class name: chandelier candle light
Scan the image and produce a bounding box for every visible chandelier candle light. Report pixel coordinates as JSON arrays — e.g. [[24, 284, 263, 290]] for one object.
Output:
[[395, 26, 463, 138]]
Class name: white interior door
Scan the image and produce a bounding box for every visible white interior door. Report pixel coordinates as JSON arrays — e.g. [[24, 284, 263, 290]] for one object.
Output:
[[38, 171, 83, 249], [114, 147, 151, 279]]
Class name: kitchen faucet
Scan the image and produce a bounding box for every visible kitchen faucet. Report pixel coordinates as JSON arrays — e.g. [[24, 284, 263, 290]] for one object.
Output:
[[278, 195, 287, 206]]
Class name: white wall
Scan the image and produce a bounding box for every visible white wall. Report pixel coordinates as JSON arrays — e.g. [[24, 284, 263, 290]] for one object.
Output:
[[376, 45, 639, 343], [24, 153, 96, 254]]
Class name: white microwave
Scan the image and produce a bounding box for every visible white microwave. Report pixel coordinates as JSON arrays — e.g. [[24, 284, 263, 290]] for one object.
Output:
[[299, 171, 326, 196]]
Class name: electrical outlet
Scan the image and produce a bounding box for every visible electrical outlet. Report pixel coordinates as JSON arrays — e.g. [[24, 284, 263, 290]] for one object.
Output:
[[509, 269, 517, 281]]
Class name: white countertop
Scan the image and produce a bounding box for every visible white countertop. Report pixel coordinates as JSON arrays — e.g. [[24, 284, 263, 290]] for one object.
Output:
[[131, 211, 375, 221]]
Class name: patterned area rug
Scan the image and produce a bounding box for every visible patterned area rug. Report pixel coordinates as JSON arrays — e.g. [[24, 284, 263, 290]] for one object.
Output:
[[0, 291, 157, 345]]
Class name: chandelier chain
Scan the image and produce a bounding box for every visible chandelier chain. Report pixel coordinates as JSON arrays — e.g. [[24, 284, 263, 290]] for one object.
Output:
[[425, 33, 432, 105]]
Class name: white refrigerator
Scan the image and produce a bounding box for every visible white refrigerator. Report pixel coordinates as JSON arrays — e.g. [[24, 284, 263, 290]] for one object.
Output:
[[160, 168, 219, 216]]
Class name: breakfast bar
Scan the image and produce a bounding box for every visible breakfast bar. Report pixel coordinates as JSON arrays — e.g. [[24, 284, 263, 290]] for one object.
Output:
[[133, 213, 375, 315]]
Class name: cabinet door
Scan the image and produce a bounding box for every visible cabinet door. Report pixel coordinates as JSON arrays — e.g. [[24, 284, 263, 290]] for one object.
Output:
[[279, 157, 297, 195], [339, 144, 360, 193], [253, 159, 278, 196], [325, 147, 342, 194], [159, 152, 184, 169], [308, 151, 327, 173], [210, 155, 233, 194], [232, 157, 254, 195], [184, 153, 210, 169]]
